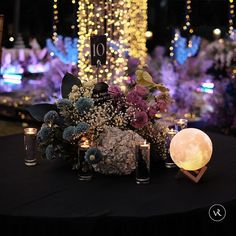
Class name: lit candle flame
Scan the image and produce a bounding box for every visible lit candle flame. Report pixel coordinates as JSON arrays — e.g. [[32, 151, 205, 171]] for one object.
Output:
[[80, 137, 90, 149], [24, 128, 37, 135]]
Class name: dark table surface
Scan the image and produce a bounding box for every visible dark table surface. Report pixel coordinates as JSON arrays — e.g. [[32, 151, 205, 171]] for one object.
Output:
[[0, 133, 236, 235]]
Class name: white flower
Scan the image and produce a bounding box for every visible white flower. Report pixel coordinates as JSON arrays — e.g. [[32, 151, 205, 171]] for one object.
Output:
[[93, 126, 144, 175]]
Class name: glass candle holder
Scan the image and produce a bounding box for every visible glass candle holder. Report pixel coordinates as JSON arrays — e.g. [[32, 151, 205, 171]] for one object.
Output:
[[135, 140, 150, 184], [24, 128, 38, 166], [165, 129, 178, 168], [174, 118, 188, 131], [78, 137, 93, 181]]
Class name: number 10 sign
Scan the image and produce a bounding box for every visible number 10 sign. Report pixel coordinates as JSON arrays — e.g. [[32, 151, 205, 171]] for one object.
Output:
[[90, 35, 107, 66]]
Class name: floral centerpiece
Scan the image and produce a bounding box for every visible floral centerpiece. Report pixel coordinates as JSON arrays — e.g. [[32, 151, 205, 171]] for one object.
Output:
[[28, 69, 172, 175]]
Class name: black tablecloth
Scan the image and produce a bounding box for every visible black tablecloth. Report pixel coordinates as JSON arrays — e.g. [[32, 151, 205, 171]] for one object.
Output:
[[0, 133, 236, 236]]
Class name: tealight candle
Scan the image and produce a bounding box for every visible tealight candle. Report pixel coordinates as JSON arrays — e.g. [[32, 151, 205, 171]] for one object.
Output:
[[24, 128, 38, 166], [78, 137, 92, 181], [165, 129, 178, 168], [174, 118, 188, 131], [80, 137, 90, 149], [135, 140, 150, 184]]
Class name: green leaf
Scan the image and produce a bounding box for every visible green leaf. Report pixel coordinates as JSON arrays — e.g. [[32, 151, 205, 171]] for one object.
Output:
[[61, 72, 82, 98], [26, 104, 57, 122]]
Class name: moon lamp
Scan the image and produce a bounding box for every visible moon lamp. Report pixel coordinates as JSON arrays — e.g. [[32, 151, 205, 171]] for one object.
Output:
[[170, 128, 213, 183]]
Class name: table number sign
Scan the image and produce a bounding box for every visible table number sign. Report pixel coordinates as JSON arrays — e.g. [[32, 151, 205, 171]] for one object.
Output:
[[90, 35, 107, 66]]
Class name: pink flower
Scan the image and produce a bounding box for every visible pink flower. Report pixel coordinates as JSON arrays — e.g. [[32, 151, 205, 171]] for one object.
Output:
[[135, 99, 148, 111], [147, 104, 158, 117], [134, 85, 149, 97], [126, 91, 142, 104], [156, 100, 168, 112], [108, 85, 122, 97], [131, 111, 148, 129]]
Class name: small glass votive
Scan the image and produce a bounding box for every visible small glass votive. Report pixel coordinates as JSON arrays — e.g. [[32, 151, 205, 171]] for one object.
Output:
[[165, 129, 178, 168], [135, 140, 150, 184], [24, 128, 38, 166], [78, 137, 93, 181], [174, 118, 188, 131]]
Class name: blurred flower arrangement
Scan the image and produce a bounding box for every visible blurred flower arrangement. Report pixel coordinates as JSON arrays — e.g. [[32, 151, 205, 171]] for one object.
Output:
[[203, 78, 236, 136], [29, 69, 172, 175], [145, 46, 214, 117], [172, 56, 213, 116], [202, 39, 236, 70]]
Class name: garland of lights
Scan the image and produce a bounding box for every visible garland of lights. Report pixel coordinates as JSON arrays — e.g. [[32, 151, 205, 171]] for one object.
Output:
[[77, 0, 147, 85], [169, 0, 198, 61], [52, 0, 59, 41], [71, 0, 76, 32], [128, 0, 148, 65], [183, 0, 193, 34], [169, 30, 178, 58], [228, 0, 235, 37]]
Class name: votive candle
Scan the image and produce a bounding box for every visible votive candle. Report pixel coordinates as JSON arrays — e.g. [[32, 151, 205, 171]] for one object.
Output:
[[24, 128, 37, 166], [135, 140, 150, 184], [78, 137, 92, 181], [165, 129, 178, 168], [175, 118, 188, 131]]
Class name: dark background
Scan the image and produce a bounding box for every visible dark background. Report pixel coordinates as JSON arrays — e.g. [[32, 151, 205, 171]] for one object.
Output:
[[0, 0, 233, 52]]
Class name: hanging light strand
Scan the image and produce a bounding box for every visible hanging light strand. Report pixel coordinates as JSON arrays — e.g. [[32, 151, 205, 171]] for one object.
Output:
[[183, 0, 193, 35], [128, 0, 147, 65], [228, 0, 235, 37], [52, 0, 59, 41], [77, 0, 134, 85]]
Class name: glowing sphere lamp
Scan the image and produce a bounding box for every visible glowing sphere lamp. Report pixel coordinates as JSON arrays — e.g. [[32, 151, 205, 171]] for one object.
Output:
[[170, 128, 213, 183]]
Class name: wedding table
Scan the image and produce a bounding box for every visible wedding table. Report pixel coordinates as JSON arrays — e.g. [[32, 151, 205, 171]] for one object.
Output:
[[0, 133, 236, 236]]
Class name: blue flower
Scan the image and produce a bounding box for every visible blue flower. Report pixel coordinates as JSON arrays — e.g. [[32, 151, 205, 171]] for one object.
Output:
[[75, 122, 90, 134], [63, 126, 75, 142], [75, 97, 94, 113], [45, 145, 57, 160], [85, 147, 102, 164], [57, 99, 72, 110], [37, 127, 52, 143], [44, 110, 59, 124]]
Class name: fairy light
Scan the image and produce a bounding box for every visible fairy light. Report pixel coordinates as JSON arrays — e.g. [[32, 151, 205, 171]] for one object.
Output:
[[169, 28, 200, 64], [183, 0, 193, 35], [170, 0, 193, 59], [77, 0, 143, 85], [228, 0, 235, 37], [145, 31, 153, 39], [169, 29, 180, 58], [128, 0, 147, 65], [52, 0, 59, 41]]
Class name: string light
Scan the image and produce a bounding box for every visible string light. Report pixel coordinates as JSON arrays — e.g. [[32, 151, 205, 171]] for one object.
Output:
[[77, 0, 147, 85], [128, 0, 148, 65], [169, 29, 180, 59], [228, 0, 235, 37], [183, 0, 193, 35], [170, 0, 195, 59], [52, 0, 59, 41], [169, 29, 200, 64]]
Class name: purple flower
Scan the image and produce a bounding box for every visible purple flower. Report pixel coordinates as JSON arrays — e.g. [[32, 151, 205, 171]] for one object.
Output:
[[126, 90, 142, 104], [131, 111, 148, 129], [134, 85, 149, 97], [108, 85, 122, 97]]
